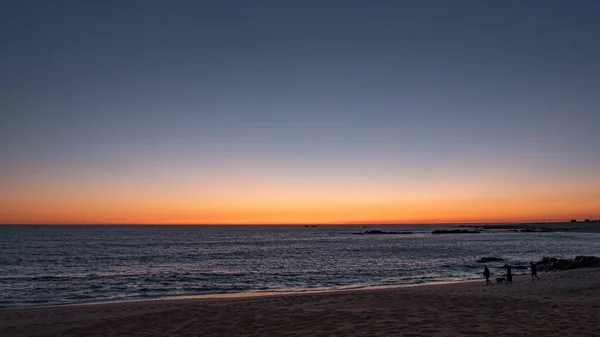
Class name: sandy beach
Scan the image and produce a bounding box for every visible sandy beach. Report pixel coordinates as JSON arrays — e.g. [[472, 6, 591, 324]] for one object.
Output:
[[1, 268, 599, 337]]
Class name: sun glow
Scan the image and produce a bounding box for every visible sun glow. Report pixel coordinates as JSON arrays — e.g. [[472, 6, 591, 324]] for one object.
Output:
[[2, 163, 598, 224]]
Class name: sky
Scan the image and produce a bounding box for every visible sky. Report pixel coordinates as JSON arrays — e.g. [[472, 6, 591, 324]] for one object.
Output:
[[1, 0, 599, 224]]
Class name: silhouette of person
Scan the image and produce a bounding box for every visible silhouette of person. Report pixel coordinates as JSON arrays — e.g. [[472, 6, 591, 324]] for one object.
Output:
[[530, 262, 539, 281], [506, 265, 513, 284], [484, 265, 491, 284]]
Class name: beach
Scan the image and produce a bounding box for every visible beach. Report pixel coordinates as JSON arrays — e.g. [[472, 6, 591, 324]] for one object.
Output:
[[2, 268, 599, 337]]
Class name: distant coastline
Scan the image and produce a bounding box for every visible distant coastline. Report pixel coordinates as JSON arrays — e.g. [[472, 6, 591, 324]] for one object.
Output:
[[458, 221, 600, 233]]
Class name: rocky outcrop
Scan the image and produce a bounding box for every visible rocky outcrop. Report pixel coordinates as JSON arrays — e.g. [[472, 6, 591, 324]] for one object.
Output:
[[431, 229, 481, 234], [501, 264, 528, 269], [354, 230, 414, 235], [519, 228, 555, 232], [535, 256, 600, 272], [476, 257, 504, 263], [574, 255, 600, 268]]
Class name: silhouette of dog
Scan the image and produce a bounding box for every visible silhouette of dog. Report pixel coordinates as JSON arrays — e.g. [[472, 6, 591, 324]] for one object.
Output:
[[496, 277, 506, 283]]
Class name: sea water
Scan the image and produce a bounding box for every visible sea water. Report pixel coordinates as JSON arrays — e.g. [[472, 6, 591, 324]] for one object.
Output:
[[1, 225, 599, 308]]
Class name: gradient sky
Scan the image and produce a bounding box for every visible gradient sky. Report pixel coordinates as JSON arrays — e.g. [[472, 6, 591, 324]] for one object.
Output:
[[1, 0, 599, 224]]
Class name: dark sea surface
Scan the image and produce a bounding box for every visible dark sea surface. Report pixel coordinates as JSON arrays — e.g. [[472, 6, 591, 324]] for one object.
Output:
[[1, 225, 599, 308]]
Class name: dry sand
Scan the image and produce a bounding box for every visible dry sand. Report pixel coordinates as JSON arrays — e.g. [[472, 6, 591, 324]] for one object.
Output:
[[1, 268, 599, 337]]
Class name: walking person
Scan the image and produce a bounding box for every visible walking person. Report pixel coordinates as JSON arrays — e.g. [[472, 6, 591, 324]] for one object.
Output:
[[530, 262, 540, 281], [506, 265, 513, 284], [484, 265, 491, 285]]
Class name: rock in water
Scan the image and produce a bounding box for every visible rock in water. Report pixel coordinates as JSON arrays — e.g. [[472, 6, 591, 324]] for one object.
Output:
[[574, 256, 600, 268], [501, 264, 528, 269], [354, 230, 414, 235], [476, 257, 504, 263], [534, 255, 600, 271], [431, 229, 481, 234]]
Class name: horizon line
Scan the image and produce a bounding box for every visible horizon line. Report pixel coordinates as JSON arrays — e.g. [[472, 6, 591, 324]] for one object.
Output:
[[0, 221, 574, 226]]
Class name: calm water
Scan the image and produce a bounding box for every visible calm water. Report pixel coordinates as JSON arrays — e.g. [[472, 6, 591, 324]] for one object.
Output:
[[1, 225, 599, 308]]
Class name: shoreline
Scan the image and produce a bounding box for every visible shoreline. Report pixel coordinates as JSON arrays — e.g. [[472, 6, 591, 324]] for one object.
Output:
[[1, 276, 490, 311], [0, 273, 536, 312], [2, 268, 598, 336]]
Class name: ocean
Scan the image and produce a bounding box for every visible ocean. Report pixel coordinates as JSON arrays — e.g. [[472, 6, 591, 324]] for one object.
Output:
[[1, 225, 599, 308]]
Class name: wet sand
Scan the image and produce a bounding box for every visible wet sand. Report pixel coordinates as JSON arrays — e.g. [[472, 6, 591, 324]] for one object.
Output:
[[2, 268, 599, 337]]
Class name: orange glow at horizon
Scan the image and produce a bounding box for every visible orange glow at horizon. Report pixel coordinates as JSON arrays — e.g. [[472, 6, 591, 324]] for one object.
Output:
[[2, 186, 599, 225], [2, 163, 599, 225]]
